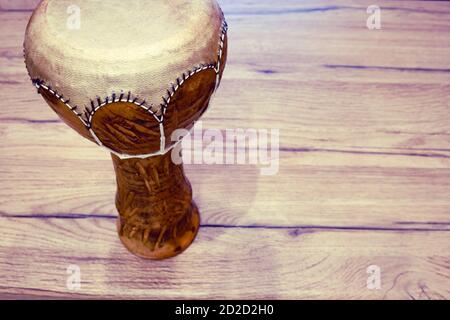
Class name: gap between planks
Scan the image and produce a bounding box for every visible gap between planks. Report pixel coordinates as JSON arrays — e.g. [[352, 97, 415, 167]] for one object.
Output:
[[0, 214, 448, 232]]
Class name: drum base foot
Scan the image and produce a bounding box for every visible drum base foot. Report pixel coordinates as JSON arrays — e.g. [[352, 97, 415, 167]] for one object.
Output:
[[117, 203, 200, 260]]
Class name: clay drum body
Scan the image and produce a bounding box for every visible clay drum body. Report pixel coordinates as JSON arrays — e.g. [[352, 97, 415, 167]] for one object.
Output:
[[24, 0, 228, 259]]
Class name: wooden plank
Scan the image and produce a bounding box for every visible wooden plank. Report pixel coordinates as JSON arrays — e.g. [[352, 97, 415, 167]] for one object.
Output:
[[0, 123, 449, 229], [0, 217, 448, 299], [3, 78, 450, 152], [0, 0, 39, 10], [1, 2, 449, 153], [3, 0, 450, 15], [0, 0, 449, 299]]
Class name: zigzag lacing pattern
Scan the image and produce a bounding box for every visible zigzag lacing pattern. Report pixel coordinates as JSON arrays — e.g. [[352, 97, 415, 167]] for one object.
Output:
[[29, 17, 228, 159], [31, 79, 89, 127], [161, 63, 216, 119], [31, 80, 160, 125], [161, 18, 228, 119]]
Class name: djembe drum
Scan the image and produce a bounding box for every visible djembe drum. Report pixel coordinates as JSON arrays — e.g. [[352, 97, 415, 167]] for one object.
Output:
[[24, 0, 227, 259]]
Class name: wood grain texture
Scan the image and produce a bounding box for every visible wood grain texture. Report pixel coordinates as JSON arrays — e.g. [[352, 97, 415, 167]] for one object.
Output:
[[0, 218, 448, 299], [1, 123, 449, 230], [0, 0, 39, 10], [0, 0, 449, 299]]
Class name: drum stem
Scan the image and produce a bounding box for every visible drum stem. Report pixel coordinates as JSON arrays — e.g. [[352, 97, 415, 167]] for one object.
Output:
[[111, 152, 200, 259]]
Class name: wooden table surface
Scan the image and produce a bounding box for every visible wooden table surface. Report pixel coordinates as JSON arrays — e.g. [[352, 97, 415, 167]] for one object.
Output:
[[0, 0, 449, 299]]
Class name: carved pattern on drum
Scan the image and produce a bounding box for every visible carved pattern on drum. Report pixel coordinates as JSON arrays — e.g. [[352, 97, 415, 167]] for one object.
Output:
[[90, 102, 162, 156], [112, 152, 199, 259]]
